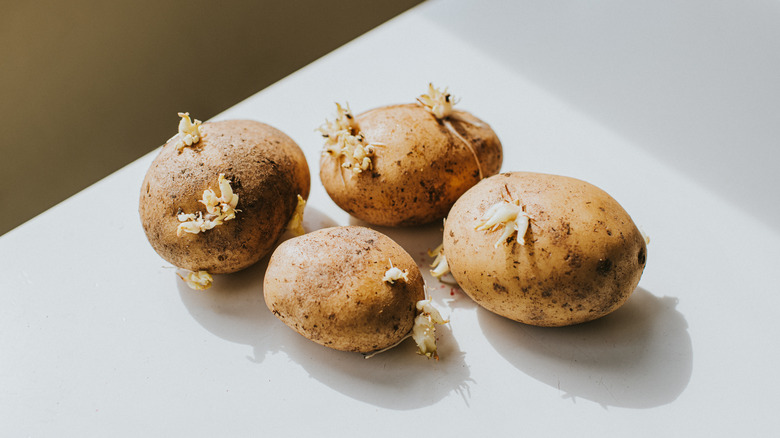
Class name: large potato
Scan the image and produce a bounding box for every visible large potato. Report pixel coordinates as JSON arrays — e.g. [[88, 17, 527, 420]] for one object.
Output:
[[319, 86, 502, 226], [442, 172, 647, 326], [139, 117, 310, 275], [264, 226, 428, 353]]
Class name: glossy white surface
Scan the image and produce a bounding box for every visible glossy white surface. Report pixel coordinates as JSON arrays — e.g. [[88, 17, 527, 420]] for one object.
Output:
[[2, 0, 779, 435]]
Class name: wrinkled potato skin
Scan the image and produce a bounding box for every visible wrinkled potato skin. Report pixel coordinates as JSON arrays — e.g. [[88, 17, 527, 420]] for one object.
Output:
[[264, 226, 425, 353], [139, 120, 310, 274], [320, 103, 502, 226], [444, 172, 647, 327]]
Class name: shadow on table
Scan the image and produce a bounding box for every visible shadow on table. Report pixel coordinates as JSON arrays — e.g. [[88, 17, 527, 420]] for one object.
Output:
[[278, 317, 472, 410], [478, 288, 692, 408], [177, 207, 340, 362], [179, 208, 473, 410], [280, 218, 473, 410]]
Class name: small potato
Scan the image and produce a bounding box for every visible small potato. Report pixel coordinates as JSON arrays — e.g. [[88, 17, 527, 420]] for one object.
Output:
[[264, 226, 437, 354], [318, 85, 502, 226], [139, 117, 310, 276], [441, 172, 647, 327]]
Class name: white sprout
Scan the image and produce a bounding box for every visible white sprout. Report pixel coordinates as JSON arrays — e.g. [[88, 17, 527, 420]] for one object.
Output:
[[285, 194, 307, 236], [640, 227, 651, 245], [412, 298, 449, 359], [417, 83, 484, 179], [475, 199, 531, 248], [428, 243, 450, 279], [177, 173, 239, 236], [317, 102, 358, 153], [417, 83, 459, 120], [175, 112, 203, 151], [382, 260, 409, 284], [319, 103, 381, 175], [178, 270, 213, 290]]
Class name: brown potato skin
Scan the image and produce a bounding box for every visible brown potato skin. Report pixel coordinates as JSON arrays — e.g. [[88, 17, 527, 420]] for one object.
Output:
[[319, 103, 502, 226], [264, 226, 425, 353], [444, 172, 647, 327], [139, 119, 310, 274]]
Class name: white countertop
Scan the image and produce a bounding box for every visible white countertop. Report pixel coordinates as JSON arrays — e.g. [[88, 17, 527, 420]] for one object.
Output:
[[3, 0, 779, 435]]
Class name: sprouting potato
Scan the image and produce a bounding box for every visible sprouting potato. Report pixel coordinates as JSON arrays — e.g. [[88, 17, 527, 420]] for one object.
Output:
[[263, 226, 447, 357], [439, 172, 648, 327], [139, 114, 310, 288], [318, 84, 503, 226]]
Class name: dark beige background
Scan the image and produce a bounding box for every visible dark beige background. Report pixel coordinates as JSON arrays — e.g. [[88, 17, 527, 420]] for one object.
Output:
[[0, 0, 422, 236]]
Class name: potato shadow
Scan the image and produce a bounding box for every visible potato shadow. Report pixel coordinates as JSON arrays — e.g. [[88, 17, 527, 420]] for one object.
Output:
[[478, 288, 691, 408], [177, 206, 339, 363], [177, 255, 278, 362], [179, 208, 472, 409], [273, 217, 474, 409], [276, 317, 472, 410]]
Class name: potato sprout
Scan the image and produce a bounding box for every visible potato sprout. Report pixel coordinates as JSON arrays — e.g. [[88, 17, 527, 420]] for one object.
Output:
[[319, 103, 384, 175], [475, 198, 531, 248], [178, 270, 213, 290], [428, 243, 450, 279], [318, 102, 359, 145], [412, 298, 448, 359], [382, 260, 409, 284], [417, 83, 484, 179], [640, 227, 651, 245], [417, 83, 458, 119], [176, 112, 203, 151], [285, 194, 307, 236], [176, 173, 239, 236]]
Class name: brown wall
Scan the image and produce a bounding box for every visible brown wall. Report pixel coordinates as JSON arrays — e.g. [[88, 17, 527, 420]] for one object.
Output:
[[0, 0, 422, 235]]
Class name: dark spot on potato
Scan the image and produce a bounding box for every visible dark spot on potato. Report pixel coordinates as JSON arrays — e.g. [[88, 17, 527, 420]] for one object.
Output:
[[638, 247, 646, 265], [492, 283, 507, 293], [596, 258, 613, 276], [566, 251, 582, 268]]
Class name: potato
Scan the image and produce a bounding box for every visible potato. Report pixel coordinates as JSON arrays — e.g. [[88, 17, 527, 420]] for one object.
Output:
[[318, 85, 502, 226], [139, 115, 310, 277], [440, 172, 647, 327], [264, 226, 445, 355]]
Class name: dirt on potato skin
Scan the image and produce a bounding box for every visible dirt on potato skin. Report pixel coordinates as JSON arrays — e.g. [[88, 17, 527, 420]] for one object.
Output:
[[264, 226, 425, 353], [320, 103, 502, 227], [139, 119, 310, 274], [444, 171, 647, 327]]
